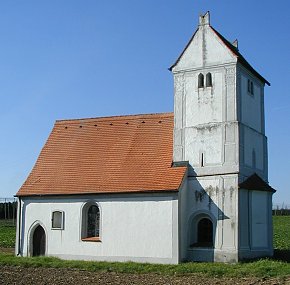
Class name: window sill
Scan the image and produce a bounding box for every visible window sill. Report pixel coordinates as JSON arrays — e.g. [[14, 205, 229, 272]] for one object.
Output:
[[81, 237, 101, 242]]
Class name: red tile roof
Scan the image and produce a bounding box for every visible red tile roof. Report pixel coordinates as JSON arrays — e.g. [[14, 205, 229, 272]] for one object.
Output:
[[210, 27, 270, 86], [17, 113, 187, 196]]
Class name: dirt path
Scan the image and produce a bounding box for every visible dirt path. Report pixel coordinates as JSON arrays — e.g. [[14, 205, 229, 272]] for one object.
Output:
[[0, 266, 289, 285]]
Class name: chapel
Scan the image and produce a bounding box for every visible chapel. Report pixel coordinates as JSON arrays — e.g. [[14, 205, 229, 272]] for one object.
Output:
[[16, 12, 275, 263]]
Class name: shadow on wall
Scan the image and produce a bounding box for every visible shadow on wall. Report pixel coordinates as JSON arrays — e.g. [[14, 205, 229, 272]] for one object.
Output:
[[185, 167, 230, 262]]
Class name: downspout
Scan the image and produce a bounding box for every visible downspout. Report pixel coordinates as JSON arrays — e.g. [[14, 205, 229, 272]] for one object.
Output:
[[16, 196, 22, 256]]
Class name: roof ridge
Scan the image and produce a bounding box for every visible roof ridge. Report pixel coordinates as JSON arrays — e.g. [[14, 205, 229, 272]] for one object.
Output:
[[56, 112, 174, 124], [210, 26, 270, 86]]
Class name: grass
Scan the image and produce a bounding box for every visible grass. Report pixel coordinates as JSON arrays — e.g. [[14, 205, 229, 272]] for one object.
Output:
[[0, 219, 16, 248], [0, 253, 289, 278], [0, 217, 289, 278], [273, 216, 290, 250]]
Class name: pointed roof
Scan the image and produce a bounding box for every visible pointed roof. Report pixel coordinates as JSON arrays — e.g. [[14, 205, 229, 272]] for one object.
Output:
[[170, 12, 270, 86], [17, 113, 187, 197], [210, 27, 270, 86], [239, 173, 276, 193]]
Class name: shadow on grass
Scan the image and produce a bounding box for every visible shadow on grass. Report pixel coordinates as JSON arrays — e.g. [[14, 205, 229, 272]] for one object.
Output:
[[272, 249, 290, 263]]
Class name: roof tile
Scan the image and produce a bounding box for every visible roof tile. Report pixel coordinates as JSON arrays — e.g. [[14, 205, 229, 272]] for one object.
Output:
[[17, 113, 187, 196]]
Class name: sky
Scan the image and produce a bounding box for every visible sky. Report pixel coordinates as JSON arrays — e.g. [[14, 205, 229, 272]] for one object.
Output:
[[0, 1, 289, 205]]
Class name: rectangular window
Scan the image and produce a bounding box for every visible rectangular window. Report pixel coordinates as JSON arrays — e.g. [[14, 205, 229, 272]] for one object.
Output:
[[52, 211, 64, 229], [247, 79, 251, 93], [247, 79, 254, 95]]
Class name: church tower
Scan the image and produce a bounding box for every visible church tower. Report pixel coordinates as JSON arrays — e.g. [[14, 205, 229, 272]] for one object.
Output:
[[171, 12, 275, 262]]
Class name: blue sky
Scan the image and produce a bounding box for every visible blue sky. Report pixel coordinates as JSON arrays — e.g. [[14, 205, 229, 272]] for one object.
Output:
[[0, 1, 289, 205]]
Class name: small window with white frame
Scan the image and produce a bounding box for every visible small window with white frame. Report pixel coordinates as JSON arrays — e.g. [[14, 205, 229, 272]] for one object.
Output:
[[51, 211, 64, 230]]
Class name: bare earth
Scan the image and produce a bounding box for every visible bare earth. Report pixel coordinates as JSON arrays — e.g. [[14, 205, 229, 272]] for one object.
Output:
[[0, 266, 289, 285]]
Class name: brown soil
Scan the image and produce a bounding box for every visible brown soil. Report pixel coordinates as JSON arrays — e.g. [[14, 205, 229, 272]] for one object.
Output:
[[0, 247, 14, 254], [0, 266, 289, 285]]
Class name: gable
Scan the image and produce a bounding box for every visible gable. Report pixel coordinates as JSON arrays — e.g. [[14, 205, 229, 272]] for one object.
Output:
[[17, 113, 187, 196], [170, 25, 236, 72], [170, 15, 270, 86]]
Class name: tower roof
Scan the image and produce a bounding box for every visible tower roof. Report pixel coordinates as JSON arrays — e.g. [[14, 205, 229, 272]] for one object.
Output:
[[239, 173, 276, 193]]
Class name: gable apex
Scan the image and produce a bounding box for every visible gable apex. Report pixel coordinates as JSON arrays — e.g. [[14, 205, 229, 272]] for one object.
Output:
[[199, 11, 210, 26], [170, 13, 270, 86]]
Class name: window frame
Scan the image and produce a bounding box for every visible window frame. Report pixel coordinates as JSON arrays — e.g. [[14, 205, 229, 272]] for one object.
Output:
[[81, 201, 101, 242], [189, 213, 215, 249], [51, 210, 64, 230]]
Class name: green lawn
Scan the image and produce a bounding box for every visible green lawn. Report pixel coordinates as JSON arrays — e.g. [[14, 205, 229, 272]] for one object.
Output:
[[0, 219, 16, 248], [273, 216, 290, 250], [0, 216, 289, 277]]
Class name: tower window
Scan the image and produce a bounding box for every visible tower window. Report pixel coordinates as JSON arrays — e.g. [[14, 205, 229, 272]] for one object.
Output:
[[206, 72, 212, 87], [248, 79, 254, 95], [250, 81, 254, 94], [252, 149, 256, 168], [247, 79, 251, 93], [201, 153, 204, 167], [198, 73, 204, 88]]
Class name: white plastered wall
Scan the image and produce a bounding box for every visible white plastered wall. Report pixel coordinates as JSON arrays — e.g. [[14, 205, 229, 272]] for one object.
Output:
[[238, 189, 273, 259], [179, 174, 239, 263], [237, 66, 268, 180], [18, 193, 179, 264]]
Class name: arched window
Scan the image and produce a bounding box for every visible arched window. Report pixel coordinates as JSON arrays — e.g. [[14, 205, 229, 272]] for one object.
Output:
[[87, 205, 100, 238], [82, 202, 100, 241], [206, 72, 212, 87], [198, 73, 204, 88], [189, 215, 214, 248], [197, 218, 213, 247]]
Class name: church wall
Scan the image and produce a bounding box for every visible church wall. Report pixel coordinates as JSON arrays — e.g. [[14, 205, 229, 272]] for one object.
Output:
[[18, 193, 179, 264], [182, 174, 239, 262], [178, 173, 189, 262], [240, 125, 266, 174], [238, 67, 264, 133], [238, 189, 273, 259], [238, 189, 250, 250], [173, 64, 240, 177], [251, 191, 268, 248], [239, 124, 268, 180], [184, 69, 223, 126], [237, 66, 268, 180]]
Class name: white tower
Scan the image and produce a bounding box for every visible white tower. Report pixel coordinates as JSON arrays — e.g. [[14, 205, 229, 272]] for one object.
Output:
[[171, 12, 275, 262]]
